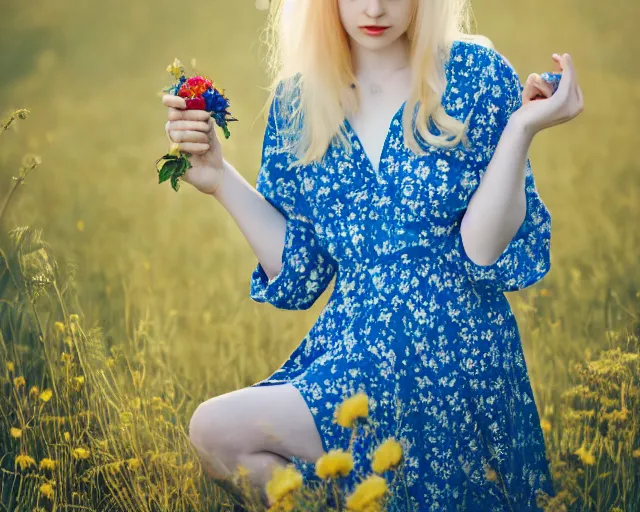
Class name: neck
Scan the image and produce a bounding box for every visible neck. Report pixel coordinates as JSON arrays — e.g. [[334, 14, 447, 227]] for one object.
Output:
[[350, 35, 411, 81]]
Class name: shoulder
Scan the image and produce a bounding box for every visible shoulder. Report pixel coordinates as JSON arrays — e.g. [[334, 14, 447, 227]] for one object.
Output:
[[451, 39, 523, 101]]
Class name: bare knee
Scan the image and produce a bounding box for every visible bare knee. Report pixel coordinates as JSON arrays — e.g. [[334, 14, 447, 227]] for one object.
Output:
[[189, 397, 239, 477]]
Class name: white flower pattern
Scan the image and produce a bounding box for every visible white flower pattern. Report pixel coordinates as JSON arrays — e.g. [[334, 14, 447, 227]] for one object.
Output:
[[249, 40, 555, 511]]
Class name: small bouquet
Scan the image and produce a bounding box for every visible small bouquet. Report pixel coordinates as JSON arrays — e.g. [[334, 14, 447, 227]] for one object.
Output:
[[156, 58, 237, 192]]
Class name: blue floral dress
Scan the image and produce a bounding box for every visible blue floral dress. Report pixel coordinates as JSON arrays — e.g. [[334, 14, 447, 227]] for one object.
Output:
[[248, 40, 556, 511]]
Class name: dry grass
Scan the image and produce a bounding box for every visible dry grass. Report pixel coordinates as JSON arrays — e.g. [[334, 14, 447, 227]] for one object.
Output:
[[0, 0, 639, 510]]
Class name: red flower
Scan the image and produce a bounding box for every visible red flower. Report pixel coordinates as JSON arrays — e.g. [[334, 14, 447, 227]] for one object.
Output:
[[178, 76, 213, 99], [185, 96, 206, 110]]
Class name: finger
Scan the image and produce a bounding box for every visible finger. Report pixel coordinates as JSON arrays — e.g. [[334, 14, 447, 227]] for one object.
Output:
[[167, 108, 211, 122], [169, 129, 210, 144], [168, 120, 212, 133], [168, 107, 185, 121], [176, 142, 210, 154], [552, 53, 564, 73], [174, 110, 212, 122], [524, 75, 554, 100], [535, 76, 554, 98], [555, 54, 573, 102], [162, 94, 187, 109]]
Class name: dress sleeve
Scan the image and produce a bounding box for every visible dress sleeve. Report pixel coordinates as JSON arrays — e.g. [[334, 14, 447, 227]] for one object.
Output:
[[450, 50, 552, 293], [249, 80, 338, 310]]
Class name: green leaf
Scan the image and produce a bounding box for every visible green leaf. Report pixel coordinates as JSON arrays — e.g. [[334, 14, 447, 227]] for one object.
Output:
[[170, 174, 180, 192], [158, 160, 179, 183]]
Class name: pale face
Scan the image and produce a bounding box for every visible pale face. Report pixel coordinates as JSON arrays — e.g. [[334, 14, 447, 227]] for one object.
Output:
[[337, 0, 414, 50]]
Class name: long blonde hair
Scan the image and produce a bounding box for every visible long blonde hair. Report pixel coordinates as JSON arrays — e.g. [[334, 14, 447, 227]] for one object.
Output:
[[260, 0, 494, 168]]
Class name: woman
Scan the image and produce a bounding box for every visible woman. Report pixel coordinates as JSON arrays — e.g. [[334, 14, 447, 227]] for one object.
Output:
[[162, 0, 583, 510]]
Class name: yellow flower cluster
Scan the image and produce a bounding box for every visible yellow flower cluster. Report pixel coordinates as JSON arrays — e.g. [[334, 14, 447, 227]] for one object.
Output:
[[574, 443, 595, 466], [166, 58, 184, 80], [315, 449, 354, 479], [127, 457, 142, 471], [265, 465, 303, 510], [39, 458, 56, 471], [39, 482, 54, 500], [371, 438, 403, 474], [334, 392, 369, 428], [72, 447, 90, 460], [15, 454, 36, 470], [39, 389, 53, 402], [345, 474, 388, 511]]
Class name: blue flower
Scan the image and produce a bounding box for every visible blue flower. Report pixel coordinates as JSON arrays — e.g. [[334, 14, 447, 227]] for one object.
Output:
[[203, 88, 230, 113]]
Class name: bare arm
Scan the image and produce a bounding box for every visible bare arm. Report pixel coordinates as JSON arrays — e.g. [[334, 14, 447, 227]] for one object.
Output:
[[209, 159, 286, 281], [460, 115, 534, 266], [461, 52, 584, 267]]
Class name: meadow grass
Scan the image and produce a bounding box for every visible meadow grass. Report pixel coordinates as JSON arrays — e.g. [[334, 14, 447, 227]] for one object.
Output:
[[1, 0, 639, 510]]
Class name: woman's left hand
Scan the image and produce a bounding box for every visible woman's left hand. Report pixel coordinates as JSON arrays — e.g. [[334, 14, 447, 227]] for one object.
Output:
[[513, 53, 584, 135]]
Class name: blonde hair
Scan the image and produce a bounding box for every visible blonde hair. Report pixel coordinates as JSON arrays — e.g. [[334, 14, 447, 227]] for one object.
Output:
[[260, 0, 495, 168]]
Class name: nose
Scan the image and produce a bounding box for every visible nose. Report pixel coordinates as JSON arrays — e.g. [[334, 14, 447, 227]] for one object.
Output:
[[365, 0, 385, 19]]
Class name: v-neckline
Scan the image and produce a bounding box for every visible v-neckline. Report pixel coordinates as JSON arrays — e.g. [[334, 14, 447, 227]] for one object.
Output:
[[343, 100, 407, 175]]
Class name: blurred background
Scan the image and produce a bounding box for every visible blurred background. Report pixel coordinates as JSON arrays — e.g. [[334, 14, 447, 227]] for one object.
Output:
[[1, 0, 638, 510]]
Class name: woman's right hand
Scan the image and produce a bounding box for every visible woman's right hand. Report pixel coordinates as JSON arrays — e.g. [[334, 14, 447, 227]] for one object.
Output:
[[162, 94, 225, 195]]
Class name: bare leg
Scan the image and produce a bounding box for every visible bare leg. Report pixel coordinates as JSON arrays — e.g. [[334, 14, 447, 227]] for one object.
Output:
[[237, 451, 291, 505], [189, 384, 325, 507]]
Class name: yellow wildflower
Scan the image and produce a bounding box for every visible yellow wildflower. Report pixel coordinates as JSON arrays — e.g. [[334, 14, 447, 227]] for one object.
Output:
[[335, 392, 369, 428], [632, 448, 640, 458], [166, 58, 184, 80], [61, 352, 73, 364], [13, 376, 26, 388], [72, 375, 85, 392], [574, 444, 595, 466], [106, 357, 115, 369], [29, 386, 40, 399], [265, 465, 303, 504], [69, 314, 79, 322], [63, 432, 71, 442], [345, 474, 388, 511], [76, 219, 85, 232], [127, 458, 142, 471], [54, 321, 65, 333], [15, 454, 36, 470], [540, 418, 552, 434], [105, 461, 122, 474], [39, 482, 54, 500], [72, 447, 90, 460], [6, 361, 15, 373], [371, 438, 403, 474], [39, 389, 53, 402], [39, 458, 56, 471], [10, 427, 22, 438], [315, 449, 354, 479]]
